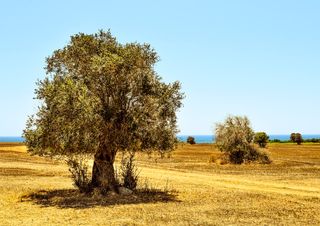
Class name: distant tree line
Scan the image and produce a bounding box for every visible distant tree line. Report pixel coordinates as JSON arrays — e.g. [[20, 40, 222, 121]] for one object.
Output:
[[269, 133, 320, 144], [303, 138, 320, 143], [184, 132, 320, 145]]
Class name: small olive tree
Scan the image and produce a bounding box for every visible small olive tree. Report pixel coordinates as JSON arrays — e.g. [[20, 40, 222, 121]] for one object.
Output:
[[295, 133, 303, 145], [290, 133, 303, 145], [186, 136, 196, 145], [254, 132, 269, 148], [215, 115, 271, 164]]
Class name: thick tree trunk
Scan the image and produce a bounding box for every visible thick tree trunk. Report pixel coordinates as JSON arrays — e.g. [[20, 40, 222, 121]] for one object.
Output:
[[91, 148, 118, 193]]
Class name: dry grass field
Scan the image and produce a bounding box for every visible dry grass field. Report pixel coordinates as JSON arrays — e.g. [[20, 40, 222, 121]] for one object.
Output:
[[0, 142, 320, 225]]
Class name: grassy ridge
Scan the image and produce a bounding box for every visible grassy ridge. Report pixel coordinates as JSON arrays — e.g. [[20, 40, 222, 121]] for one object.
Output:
[[1, 143, 320, 225]]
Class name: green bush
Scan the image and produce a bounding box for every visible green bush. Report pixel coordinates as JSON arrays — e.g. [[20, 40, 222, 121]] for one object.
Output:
[[254, 132, 269, 148], [244, 147, 272, 164], [187, 136, 196, 145], [290, 133, 303, 145], [66, 155, 92, 193], [120, 152, 139, 190]]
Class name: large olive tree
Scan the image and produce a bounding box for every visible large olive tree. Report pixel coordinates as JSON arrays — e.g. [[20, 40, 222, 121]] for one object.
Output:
[[23, 30, 184, 192]]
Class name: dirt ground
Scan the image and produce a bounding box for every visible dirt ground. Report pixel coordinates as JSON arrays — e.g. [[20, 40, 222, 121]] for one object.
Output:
[[0, 143, 319, 225]]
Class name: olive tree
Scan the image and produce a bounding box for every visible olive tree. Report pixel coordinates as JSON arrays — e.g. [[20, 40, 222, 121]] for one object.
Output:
[[23, 30, 184, 192], [215, 115, 271, 164], [186, 136, 196, 145], [295, 133, 303, 145], [290, 133, 303, 145]]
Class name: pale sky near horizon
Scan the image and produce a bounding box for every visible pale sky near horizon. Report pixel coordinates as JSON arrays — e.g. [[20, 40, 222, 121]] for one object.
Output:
[[1, 0, 320, 136]]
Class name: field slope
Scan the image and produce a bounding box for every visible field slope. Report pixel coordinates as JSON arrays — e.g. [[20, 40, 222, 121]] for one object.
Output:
[[0, 143, 320, 225]]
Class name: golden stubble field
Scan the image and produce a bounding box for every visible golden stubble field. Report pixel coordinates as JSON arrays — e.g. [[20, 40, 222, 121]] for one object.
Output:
[[0, 142, 320, 225]]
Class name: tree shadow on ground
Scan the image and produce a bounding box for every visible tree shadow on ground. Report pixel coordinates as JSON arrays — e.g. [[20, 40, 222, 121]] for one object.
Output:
[[20, 188, 180, 209]]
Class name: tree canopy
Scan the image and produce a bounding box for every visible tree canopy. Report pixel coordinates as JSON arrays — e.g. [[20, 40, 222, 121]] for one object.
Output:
[[215, 116, 254, 154], [23, 30, 184, 192]]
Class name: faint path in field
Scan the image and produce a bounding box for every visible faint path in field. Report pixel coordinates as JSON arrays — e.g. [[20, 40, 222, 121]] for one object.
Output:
[[1, 147, 319, 199], [139, 166, 320, 199]]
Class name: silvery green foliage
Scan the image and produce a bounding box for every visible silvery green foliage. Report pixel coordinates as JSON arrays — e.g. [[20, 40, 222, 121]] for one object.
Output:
[[215, 115, 255, 154], [214, 116, 271, 164], [23, 30, 184, 158]]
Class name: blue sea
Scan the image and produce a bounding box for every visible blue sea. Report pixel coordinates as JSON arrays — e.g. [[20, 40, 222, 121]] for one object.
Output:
[[0, 136, 25, 142], [1, 135, 320, 143]]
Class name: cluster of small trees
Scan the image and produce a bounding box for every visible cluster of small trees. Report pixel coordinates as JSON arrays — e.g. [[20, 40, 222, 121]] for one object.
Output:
[[213, 116, 311, 163], [215, 116, 271, 164]]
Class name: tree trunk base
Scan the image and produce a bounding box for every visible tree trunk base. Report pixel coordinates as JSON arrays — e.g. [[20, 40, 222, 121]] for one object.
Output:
[[91, 155, 118, 194]]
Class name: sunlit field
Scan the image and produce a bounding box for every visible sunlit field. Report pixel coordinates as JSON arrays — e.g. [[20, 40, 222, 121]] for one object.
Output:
[[1, 142, 320, 225]]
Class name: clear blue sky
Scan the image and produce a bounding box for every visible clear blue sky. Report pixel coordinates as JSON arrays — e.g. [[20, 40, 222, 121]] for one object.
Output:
[[1, 0, 320, 136]]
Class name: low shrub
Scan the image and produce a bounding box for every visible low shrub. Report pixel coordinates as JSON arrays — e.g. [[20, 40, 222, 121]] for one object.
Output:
[[255, 149, 272, 164], [66, 155, 92, 193], [119, 152, 140, 190], [213, 148, 272, 165], [244, 147, 272, 164]]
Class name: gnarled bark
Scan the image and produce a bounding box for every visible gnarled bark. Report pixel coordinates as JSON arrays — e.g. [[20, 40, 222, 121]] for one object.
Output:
[[91, 148, 118, 193]]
